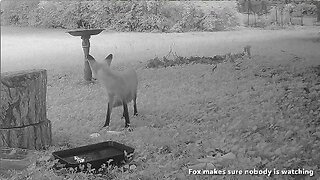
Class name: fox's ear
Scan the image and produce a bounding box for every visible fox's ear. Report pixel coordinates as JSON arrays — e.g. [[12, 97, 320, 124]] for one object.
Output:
[[105, 54, 113, 66], [87, 54, 95, 61]]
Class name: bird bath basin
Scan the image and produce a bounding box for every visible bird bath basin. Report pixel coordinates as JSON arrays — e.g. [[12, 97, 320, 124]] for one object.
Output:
[[66, 29, 105, 37], [66, 28, 105, 81]]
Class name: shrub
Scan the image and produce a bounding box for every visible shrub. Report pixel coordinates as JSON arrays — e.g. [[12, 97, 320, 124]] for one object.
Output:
[[1, 1, 241, 33], [292, 2, 317, 17], [202, 12, 225, 31], [1, 2, 38, 26]]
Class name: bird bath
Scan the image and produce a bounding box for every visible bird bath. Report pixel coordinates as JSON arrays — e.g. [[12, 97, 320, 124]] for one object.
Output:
[[66, 28, 105, 81]]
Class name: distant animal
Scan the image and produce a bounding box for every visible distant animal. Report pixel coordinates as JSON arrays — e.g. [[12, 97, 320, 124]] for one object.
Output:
[[87, 54, 138, 128]]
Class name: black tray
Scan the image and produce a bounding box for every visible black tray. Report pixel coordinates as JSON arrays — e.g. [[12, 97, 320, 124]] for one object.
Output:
[[52, 141, 134, 171]]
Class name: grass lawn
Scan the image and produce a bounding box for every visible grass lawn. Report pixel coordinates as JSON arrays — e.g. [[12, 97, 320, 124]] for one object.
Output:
[[1, 27, 320, 179]]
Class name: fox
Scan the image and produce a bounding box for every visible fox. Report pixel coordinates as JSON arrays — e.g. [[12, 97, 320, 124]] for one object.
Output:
[[87, 54, 138, 129]]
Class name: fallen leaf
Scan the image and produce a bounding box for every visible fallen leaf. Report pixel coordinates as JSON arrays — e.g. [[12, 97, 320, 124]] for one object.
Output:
[[130, 164, 137, 170], [206, 163, 215, 169], [188, 163, 206, 170], [197, 156, 216, 163], [90, 133, 100, 138], [221, 152, 236, 160]]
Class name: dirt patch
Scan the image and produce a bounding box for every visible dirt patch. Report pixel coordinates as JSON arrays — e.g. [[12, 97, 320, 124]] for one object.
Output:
[[146, 46, 251, 68]]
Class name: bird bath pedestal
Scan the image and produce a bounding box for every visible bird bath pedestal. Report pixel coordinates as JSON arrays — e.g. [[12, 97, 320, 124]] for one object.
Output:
[[66, 29, 105, 81]]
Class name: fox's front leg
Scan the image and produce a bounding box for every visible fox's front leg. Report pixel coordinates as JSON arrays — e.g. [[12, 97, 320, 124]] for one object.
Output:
[[103, 96, 114, 128], [122, 101, 130, 128], [121, 111, 125, 119]]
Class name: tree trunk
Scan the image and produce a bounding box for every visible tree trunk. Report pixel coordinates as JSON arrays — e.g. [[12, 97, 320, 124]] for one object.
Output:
[[247, 9, 250, 26], [275, 7, 278, 25], [1, 69, 52, 150], [316, 1, 320, 22], [280, 9, 283, 27]]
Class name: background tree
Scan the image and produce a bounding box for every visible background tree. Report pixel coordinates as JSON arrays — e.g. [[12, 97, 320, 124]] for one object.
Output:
[[314, 0, 320, 22], [238, 0, 271, 26]]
